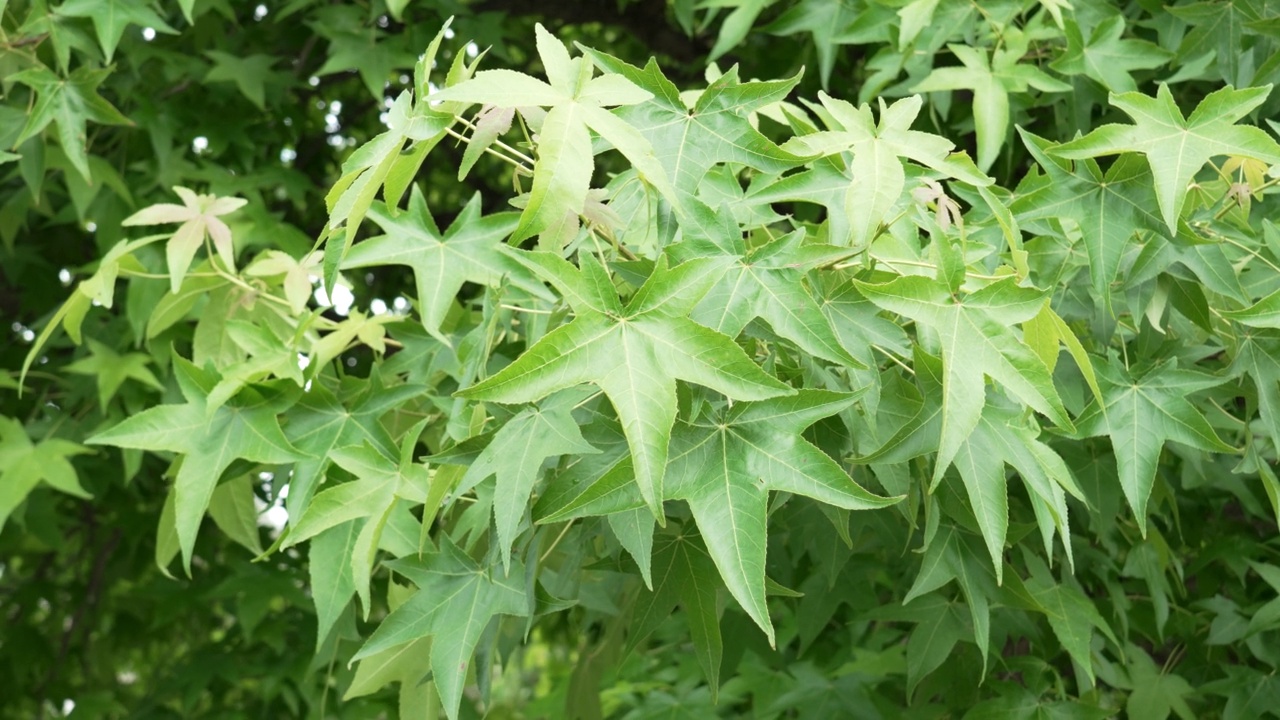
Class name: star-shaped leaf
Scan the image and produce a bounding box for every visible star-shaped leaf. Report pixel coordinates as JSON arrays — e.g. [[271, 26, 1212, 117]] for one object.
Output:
[[65, 337, 164, 409], [913, 42, 1072, 171], [283, 373, 424, 520], [461, 252, 795, 521], [854, 276, 1074, 484], [283, 427, 430, 615], [0, 417, 91, 532], [779, 92, 990, 248], [541, 390, 899, 645], [87, 358, 307, 572], [430, 24, 674, 248], [350, 538, 528, 720], [433, 388, 598, 572], [204, 51, 280, 110], [670, 228, 860, 365], [340, 189, 551, 343], [1050, 16, 1172, 93], [1052, 83, 1280, 233], [10, 65, 132, 183], [122, 186, 248, 292], [1074, 357, 1234, 535], [57, 0, 176, 61], [951, 401, 1083, 584], [583, 47, 811, 210], [320, 22, 459, 292], [1228, 332, 1280, 455], [1011, 130, 1166, 315], [623, 528, 726, 700]]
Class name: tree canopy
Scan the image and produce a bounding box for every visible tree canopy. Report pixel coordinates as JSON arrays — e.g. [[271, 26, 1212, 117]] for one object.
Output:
[[5, 0, 1280, 718]]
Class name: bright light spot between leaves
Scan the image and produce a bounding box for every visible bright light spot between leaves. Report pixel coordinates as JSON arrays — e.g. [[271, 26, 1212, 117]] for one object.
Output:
[[313, 283, 353, 316], [20, 329, 34, 343], [466, 42, 479, 58], [399, 74, 410, 85], [308, 76, 319, 87], [263, 505, 288, 532], [392, 296, 410, 312], [329, 100, 342, 114], [85, 222, 97, 233], [279, 147, 296, 163], [192, 136, 209, 154], [61, 700, 74, 715], [117, 670, 138, 685], [444, 27, 455, 39], [58, 268, 72, 286], [297, 353, 310, 371], [142, 27, 156, 41], [254, 4, 268, 20], [370, 298, 388, 315]]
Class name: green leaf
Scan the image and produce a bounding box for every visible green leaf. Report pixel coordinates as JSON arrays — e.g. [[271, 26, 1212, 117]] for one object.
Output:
[[283, 437, 428, 614], [341, 190, 551, 343], [64, 337, 164, 409], [583, 49, 810, 210], [1052, 84, 1280, 233], [1013, 131, 1166, 316], [670, 228, 860, 365], [1050, 16, 1172, 93], [310, 520, 359, 650], [436, 387, 598, 572], [914, 43, 1071, 171], [623, 529, 725, 700], [204, 51, 279, 110], [1024, 557, 1116, 685], [57, 0, 177, 61], [87, 358, 306, 572], [1074, 357, 1234, 536], [351, 538, 527, 720], [462, 253, 794, 521], [778, 93, 989, 248], [283, 373, 423, 521], [854, 276, 1073, 484], [207, 474, 264, 555], [0, 417, 91, 532], [544, 391, 898, 644], [10, 65, 132, 183]]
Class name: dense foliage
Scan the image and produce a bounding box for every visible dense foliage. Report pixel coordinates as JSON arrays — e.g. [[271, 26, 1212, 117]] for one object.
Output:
[[6, 0, 1280, 717]]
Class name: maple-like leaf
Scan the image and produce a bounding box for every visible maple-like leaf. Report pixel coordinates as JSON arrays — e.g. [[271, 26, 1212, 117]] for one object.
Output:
[[9, 65, 132, 183], [1050, 16, 1172, 93], [88, 358, 307, 572], [761, 0, 895, 88], [204, 51, 280, 110], [854, 276, 1074, 484], [0, 417, 91, 532], [623, 528, 726, 700], [432, 387, 598, 572], [1074, 357, 1235, 535], [429, 24, 675, 248], [350, 538, 528, 720], [283, 373, 424, 521], [913, 41, 1072, 171], [282, 430, 430, 614], [541, 390, 899, 645], [583, 47, 810, 210], [122, 186, 248, 292], [902, 525, 998, 672], [1011, 130, 1166, 315], [341, 189, 552, 343], [57, 0, 177, 62], [460, 252, 794, 521], [65, 337, 164, 409], [320, 21, 461, 292], [669, 228, 860, 365], [777, 93, 990, 248], [1051, 83, 1280, 233]]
